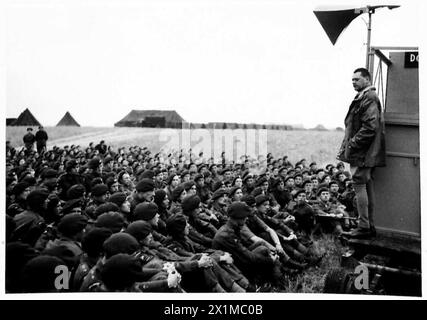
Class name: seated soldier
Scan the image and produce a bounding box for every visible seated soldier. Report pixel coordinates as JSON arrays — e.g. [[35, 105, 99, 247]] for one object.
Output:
[[72, 227, 113, 291], [252, 195, 318, 267], [209, 188, 229, 227], [182, 195, 218, 240], [289, 190, 316, 244], [312, 187, 349, 235], [164, 214, 251, 292], [212, 202, 283, 286]]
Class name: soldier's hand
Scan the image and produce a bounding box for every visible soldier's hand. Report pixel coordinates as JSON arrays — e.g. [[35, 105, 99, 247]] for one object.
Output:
[[270, 252, 279, 262], [275, 245, 285, 256], [220, 252, 233, 264], [167, 270, 181, 288], [198, 254, 213, 268]]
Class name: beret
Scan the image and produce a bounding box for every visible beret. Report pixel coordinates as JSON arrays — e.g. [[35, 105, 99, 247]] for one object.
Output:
[[302, 179, 313, 187], [153, 189, 167, 206], [220, 168, 232, 175], [227, 201, 251, 219], [100, 254, 145, 290], [255, 194, 269, 206], [241, 194, 256, 207], [126, 221, 152, 242], [109, 192, 128, 207], [134, 202, 158, 221], [293, 189, 307, 199], [66, 184, 86, 200], [103, 233, 139, 259], [62, 198, 83, 214], [316, 187, 330, 197], [171, 184, 186, 202], [194, 173, 204, 182], [26, 189, 50, 209], [57, 213, 88, 237], [255, 176, 268, 187], [228, 186, 241, 198], [88, 157, 102, 169], [65, 159, 78, 170], [139, 170, 155, 180], [81, 227, 113, 258], [41, 169, 57, 179], [21, 255, 65, 293], [166, 214, 187, 237], [211, 188, 228, 201], [181, 195, 201, 213], [251, 187, 263, 198], [284, 175, 295, 182], [183, 181, 196, 191], [12, 182, 29, 196], [135, 178, 155, 193], [94, 202, 120, 217], [95, 212, 126, 233], [91, 184, 109, 197]]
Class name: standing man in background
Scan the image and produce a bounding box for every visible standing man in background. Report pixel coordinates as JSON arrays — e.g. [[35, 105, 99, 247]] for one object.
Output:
[[337, 68, 386, 239], [35, 126, 48, 154], [23, 127, 35, 155]]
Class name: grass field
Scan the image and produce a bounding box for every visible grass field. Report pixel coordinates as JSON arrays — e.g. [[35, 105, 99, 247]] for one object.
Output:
[[6, 126, 344, 167]]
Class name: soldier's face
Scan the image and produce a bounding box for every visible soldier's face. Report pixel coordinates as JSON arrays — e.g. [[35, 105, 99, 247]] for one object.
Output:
[[319, 191, 330, 202], [352, 72, 370, 92], [297, 193, 307, 203]]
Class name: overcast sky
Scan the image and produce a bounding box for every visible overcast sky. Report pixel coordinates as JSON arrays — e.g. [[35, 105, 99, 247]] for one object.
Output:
[[4, 0, 423, 128]]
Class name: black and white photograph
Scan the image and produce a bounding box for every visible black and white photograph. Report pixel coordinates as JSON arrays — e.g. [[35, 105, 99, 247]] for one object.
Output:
[[2, 0, 424, 302]]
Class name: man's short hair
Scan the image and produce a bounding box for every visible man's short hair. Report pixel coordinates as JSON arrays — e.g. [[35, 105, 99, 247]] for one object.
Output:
[[354, 67, 371, 81]]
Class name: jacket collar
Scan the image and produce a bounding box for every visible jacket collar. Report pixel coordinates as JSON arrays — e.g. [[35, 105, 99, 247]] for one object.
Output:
[[354, 85, 376, 101]]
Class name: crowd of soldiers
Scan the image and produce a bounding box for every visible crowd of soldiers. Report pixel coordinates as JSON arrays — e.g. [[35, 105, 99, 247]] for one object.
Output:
[[5, 132, 358, 293]]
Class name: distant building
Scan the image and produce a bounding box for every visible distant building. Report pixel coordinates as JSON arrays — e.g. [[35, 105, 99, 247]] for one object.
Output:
[[115, 110, 185, 128]]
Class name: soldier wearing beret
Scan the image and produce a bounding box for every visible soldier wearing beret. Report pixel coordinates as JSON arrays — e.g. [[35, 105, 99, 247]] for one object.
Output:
[[212, 202, 282, 284], [182, 195, 218, 241], [133, 202, 167, 244], [7, 182, 30, 217], [44, 213, 88, 266], [85, 184, 109, 220], [13, 189, 50, 246], [39, 168, 58, 193], [129, 178, 155, 214], [194, 174, 211, 203], [164, 215, 250, 292], [57, 160, 84, 200], [209, 188, 229, 226], [82, 157, 103, 193], [312, 187, 347, 235], [73, 227, 113, 291]]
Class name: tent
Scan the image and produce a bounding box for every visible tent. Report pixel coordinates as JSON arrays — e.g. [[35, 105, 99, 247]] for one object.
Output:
[[10, 108, 41, 126], [115, 110, 185, 128], [56, 111, 80, 126]]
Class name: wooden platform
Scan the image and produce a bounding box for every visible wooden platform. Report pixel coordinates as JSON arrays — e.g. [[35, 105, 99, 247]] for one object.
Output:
[[347, 232, 421, 257]]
